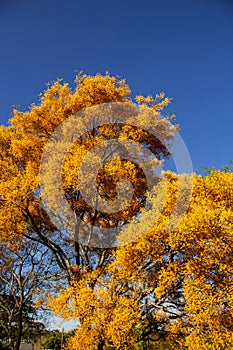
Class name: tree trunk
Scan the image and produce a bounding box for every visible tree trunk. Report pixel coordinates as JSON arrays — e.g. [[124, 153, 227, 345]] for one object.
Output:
[[14, 307, 23, 350], [8, 337, 14, 350], [98, 340, 105, 350]]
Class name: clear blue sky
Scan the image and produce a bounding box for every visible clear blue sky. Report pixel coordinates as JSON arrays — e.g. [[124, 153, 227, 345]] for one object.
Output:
[[0, 0, 232, 172]]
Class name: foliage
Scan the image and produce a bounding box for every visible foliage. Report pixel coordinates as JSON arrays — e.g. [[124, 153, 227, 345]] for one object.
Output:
[[42, 329, 75, 350], [21, 321, 46, 343], [49, 170, 233, 349], [202, 160, 233, 175], [0, 72, 174, 283], [1, 72, 232, 349]]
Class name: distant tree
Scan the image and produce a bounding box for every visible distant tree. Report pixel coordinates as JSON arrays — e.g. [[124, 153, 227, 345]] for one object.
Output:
[[42, 329, 75, 350], [0, 240, 58, 350], [21, 321, 46, 344]]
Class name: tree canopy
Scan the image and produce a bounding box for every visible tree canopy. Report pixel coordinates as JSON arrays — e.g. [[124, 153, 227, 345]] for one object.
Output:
[[0, 72, 232, 349], [0, 73, 175, 280], [49, 170, 233, 349]]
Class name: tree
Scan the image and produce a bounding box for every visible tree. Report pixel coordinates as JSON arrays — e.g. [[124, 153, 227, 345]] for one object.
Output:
[[0, 72, 178, 349], [1, 72, 232, 348], [42, 329, 75, 350], [21, 321, 46, 345], [49, 170, 233, 349], [0, 72, 175, 276], [0, 240, 59, 350], [0, 79, 174, 271]]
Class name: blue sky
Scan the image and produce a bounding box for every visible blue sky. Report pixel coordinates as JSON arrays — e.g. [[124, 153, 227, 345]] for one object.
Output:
[[0, 0, 232, 173]]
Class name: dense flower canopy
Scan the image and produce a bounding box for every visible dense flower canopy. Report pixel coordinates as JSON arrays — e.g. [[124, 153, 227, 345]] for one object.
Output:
[[0, 73, 232, 349]]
